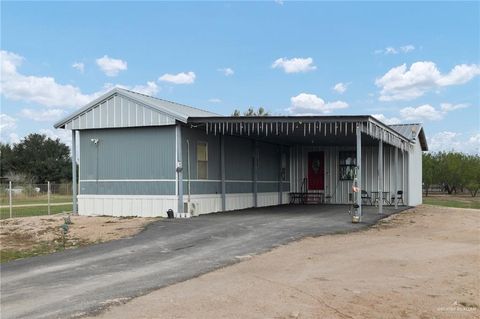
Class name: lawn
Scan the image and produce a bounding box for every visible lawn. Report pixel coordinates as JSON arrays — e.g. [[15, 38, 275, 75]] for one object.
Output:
[[423, 194, 480, 209], [0, 204, 72, 219], [0, 194, 72, 206]]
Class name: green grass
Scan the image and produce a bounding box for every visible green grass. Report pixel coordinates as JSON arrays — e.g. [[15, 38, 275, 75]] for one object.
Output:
[[0, 241, 62, 263], [0, 194, 72, 206], [423, 195, 480, 209], [0, 204, 72, 219]]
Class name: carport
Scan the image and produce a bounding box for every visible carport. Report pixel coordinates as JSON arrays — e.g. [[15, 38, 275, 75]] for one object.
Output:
[[188, 115, 422, 220]]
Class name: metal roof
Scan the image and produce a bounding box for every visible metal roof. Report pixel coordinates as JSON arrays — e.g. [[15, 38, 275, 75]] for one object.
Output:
[[389, 123, 428, 151], [54, 88, 427, 151], [54, 88, 218, 128]]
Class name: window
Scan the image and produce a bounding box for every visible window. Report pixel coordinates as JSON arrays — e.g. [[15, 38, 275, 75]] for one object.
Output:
[[339, 151, 356, 180], [197, 142, 208, 179]]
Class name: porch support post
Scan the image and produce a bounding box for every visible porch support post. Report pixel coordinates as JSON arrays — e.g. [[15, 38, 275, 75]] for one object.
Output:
[[220, 135, 226, 211], [176, 125, 184, 217], [278, 145, 282, 205], [378, 136, 383, 214], [71, 130, 78, 215], [356, 124, 362, 218], [394, 146, 399, 209], [253, 140, 258, 207]]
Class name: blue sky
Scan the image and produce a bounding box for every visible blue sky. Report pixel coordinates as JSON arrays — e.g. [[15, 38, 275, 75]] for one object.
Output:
[[1, 1, 479, 153]]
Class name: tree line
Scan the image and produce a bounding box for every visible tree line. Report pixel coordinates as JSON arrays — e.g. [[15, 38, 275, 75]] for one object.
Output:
[[423, 152, 480, 197], [0, 134, 72, 184]]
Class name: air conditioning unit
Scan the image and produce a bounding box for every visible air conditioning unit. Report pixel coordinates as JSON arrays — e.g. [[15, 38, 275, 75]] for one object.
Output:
[[184, 202, 199, 216]]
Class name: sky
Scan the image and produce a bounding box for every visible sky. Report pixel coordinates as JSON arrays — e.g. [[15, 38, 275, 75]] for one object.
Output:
[[1, 1, 479, 154]]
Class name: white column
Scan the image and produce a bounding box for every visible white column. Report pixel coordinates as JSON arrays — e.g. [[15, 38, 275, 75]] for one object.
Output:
[[356, 124, 362, 218], [253, 140, 258, 207], [394, 147, 399, 208], [378, 136, 383, 214], [72, 130, 78, 215], [176, 125, 184, 217]]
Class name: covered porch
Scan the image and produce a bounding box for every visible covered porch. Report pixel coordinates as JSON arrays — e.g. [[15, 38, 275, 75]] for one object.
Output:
[[188, 115, 413, 218]]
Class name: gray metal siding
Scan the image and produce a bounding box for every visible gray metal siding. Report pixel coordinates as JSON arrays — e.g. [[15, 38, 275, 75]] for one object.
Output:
[[181, 126, 221, 181], [182, 127, 289, 195], [79, 126, 176, 195], [258, 142, 279, 181], [183, 181, 221, 194], [66, 94, 176, 130], [225, 135, 254, 181], [80, 181, 175, 195]]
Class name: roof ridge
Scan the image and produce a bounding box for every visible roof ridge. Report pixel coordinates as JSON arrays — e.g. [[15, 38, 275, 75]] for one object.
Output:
[[389, 123, 422, 126], [118, 88, 219, 115]]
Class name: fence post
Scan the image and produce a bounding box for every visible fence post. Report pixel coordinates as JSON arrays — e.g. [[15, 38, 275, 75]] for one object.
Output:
[[9, 181, 12, 219], [48, 181, 51, 215]]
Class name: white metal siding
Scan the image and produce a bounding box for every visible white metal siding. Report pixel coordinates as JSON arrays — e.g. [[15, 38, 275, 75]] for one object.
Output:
[[67, 95, 175, 130], [289, 145, 408, 204]]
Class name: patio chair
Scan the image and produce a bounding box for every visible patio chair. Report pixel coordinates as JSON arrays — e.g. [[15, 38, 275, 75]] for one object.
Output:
[[361, 190, 372, 205], [391, 191, 404, 206]]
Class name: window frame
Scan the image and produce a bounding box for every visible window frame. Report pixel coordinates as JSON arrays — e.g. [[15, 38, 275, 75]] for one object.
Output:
[[196, 141, 208, 179], [338, 150, 357, 181]]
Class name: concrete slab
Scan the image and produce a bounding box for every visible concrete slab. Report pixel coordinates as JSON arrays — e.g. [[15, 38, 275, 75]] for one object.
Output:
[[0, 204, 407, 319]]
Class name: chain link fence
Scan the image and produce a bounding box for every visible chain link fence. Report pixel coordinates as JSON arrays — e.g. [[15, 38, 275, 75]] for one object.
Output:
[[0, 182, 73, 219]]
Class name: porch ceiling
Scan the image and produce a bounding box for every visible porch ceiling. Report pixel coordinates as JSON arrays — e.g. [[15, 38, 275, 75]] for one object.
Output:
[[188, 115, 412, 150]]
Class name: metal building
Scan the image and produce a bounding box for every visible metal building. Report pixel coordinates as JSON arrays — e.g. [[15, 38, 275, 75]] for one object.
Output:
[[54, 88, 428, 218]]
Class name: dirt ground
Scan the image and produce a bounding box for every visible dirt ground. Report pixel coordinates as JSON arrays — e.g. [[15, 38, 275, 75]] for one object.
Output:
[[87, 205, 479, 319], [0, 214, 157, 261]]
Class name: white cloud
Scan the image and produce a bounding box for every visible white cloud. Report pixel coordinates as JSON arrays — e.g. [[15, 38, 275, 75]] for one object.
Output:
[[398, 102, 470, 122], [440, 103, 469, 112], [428, 131, 480, 154], [288, 93, 348, 115], [376, 61, 480, 101], [39, 128, 72, 147], [208, 98, 222, 103], [20, 108, 65, 122], [1, 50, 100, 108], [96, 55, 127, 77], [159, 71, 196, 84], [372, 114, 402, 125], [105, 81, 159, 96], [385, 47, 398, 55], [0, 113, 17, 132], [72, 62, 84, 73], [275, 0, 284, 5], [333, 82, 348, 94], [375, 44, 415, 55], [272, 57, 316, 73], [400, 45, 415, 53], [218, 67, 234, 76], [399, 104, 444, 121], [0, 114, 19, 144]]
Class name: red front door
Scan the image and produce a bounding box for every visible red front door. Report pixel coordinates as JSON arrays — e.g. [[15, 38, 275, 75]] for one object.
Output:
[[308, 152, 324, 190]]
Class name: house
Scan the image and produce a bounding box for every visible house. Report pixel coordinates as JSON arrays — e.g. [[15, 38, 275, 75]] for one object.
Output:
[[54, 88, 428, 218]]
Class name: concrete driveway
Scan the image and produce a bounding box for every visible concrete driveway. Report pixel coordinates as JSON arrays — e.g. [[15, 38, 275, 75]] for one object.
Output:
[[1, 204, 406, 319]]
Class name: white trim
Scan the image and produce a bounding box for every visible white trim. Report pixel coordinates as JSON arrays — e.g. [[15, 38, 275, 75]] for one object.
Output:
[[80, 179, 175, 182], [78, 194, 177, 199], [78, 178, 290, 183]]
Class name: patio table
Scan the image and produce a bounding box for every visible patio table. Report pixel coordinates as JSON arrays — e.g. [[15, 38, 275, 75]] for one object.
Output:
[[371, 191, 391, 205]]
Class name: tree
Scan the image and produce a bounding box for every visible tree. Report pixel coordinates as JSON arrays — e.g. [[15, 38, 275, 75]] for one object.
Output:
[[422, 153, 436, 196], [0, 143, 15, 178], [422, 151, 480, 197], [11, 134, 72, 183], [464, 155, 480, 197], [232, 107, 270, 116]]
